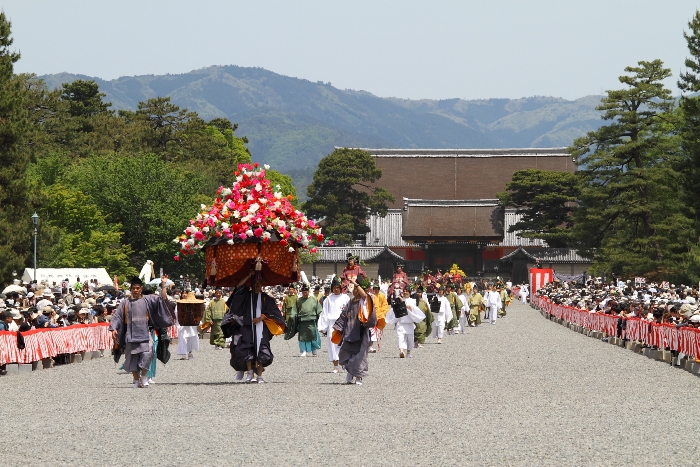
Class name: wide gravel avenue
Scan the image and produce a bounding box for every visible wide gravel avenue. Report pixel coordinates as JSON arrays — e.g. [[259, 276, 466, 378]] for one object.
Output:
[[1, 299, 698, 466]]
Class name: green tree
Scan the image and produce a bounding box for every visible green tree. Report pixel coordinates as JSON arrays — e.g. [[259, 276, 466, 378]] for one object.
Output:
[[569, 60, 693, 280], [62, 152, 210, 276], [497, 169, 580, 248], [304, 148, 395, 245], [0, 12, 31, 284], [265, 169, 298, 206], [39, 184, 136, 278], [61, 80, 111, 118], [677, 10, 700, 281]]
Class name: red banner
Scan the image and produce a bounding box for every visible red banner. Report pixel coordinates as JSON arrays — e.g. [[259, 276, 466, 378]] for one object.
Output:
[[531, 296, 700, 359]]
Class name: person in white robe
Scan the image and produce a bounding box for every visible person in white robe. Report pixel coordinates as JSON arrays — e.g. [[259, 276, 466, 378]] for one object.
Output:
[[431, 287, 452, 343], [175, 290, 200, 359], [385, 289, 426, 358], [485, 285, 502, 325], [519, 284, 529, 302], [457, 287, 469, 333], [317, 278, 350, 373]]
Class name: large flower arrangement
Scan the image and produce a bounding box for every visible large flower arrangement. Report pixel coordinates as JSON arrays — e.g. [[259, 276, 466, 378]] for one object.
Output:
[[174, 163, 323, 260]]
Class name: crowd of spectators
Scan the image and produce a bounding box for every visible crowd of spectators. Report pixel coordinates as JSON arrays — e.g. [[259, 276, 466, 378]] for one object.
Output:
[[535, 278, 700, 327]]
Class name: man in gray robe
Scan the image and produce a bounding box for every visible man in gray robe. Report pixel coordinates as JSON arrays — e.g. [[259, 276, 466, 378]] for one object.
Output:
[[333, 277, 377, 385], [109, 275, 174, 388]]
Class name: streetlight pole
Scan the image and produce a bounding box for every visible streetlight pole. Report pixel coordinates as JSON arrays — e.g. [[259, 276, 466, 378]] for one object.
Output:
[[31, 212, 39, 283]]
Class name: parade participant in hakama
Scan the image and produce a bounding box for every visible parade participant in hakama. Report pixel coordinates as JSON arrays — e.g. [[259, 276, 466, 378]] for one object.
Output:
[[318, 277, 349, 373], [332, 277, 377, 385], [457, 286, 469, 333], [485, 284, 502, 325], [203, 288, 227, 350], [422, 270, 437, 293], [385, 288, 426, 358], [283, 286, 298, 318], [431, 287, 452, 344], [227, 271, 286, 383], [519, 284, 529, 302], [387, 263, 409, 297], [340, 254, 367, 293], [411, 285, 432, 347], [498, 284, 510, 318], [176, 290, 201, 359], [444, 283, 462, 334], [285, 284, 323, 357], [368, 283, 389, 353], [468, 287, 484, 327], [109, 275, 175, 389]]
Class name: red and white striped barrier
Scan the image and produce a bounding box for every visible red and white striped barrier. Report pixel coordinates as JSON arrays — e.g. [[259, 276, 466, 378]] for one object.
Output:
[[532, 295, 700, 359], [0, 323, 112, 365]]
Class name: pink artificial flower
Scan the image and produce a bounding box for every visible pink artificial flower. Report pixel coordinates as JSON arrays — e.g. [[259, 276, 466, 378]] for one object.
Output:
[[238, 233, 248, 240], [328, 240, 335, 246], [194, 231, 206, 241], [254, 227, 264, 237], [174, 255, 180, 261], [310, 247, 318, 253]]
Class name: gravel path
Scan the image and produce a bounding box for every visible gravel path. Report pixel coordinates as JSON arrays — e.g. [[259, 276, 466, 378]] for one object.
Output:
[[1, 299, 699, 466]]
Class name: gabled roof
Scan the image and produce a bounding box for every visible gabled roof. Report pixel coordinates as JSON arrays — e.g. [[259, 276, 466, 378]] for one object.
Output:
[[500, 246, 538, 262], [499, 247, 591, 264], [402, 198, 504, 243], [315, 246, 405, 263], [358, 148, 570, 158]]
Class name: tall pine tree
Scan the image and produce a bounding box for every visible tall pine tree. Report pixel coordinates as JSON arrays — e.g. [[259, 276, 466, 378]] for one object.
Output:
[[0, 12, 31, 283], [677, 10, 700, 283], [570, 60, 693, 281]]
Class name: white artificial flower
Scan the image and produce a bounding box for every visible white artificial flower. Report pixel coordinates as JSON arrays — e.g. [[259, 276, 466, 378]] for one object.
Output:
[[236, 176, 243, 182], [200, 204, 207, 210], [246, 229, 254, 237], [255, 183, 262, 192], [227, 239, 234, 245], [221, 222, 229, 230], [187, 239, 195, 246], [262, 231, 271, 239], [173, 238, 180, 243], [274, 192, 282, 199], [288, 247, 295, 252], [248, 203, 260, 214], [202, 226, 209, 233], [264, 164, 270, 170], [233, 210, 240, 218]]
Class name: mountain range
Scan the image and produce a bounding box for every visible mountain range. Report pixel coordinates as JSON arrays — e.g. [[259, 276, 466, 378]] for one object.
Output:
[[40, 65, 605, 197]]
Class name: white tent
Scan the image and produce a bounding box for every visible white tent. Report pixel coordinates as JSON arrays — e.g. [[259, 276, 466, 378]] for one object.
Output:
[[22, 268, 113, 286]]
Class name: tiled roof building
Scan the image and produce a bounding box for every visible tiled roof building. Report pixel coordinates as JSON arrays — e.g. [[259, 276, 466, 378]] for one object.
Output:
[[304, 148, 590, 280]]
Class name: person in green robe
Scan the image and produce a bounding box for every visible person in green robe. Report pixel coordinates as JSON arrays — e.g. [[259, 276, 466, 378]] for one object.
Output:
[[498, 284, 510, 317], [445, 284, 463, 334], [285, 284, 322, 356], [412, 285, 432, 347], [283, 286, 298, 318], [203, 288, 227, 349], [468, 287, 484, 326]]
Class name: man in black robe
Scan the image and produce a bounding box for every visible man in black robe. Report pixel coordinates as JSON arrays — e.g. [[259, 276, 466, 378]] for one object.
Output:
[[226, 271, 286, 384]]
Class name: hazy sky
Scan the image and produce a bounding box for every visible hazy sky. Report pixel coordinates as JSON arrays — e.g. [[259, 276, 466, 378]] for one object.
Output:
[[3, 1, 698, 100]]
